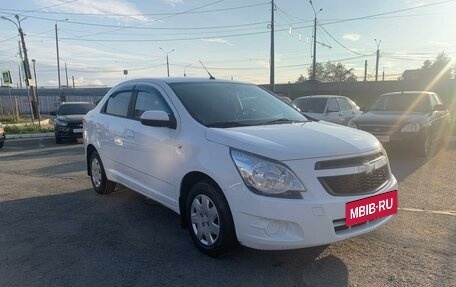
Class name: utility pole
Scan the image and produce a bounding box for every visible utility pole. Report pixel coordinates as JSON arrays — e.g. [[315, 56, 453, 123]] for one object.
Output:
[[55, 23, 64, 101], [364, 60, 367, 81], [270, 0, 275, 92], [159, 47, 174, 77], [382, 67, 385, 81], [65, 62, 69, 87], [2, 15, 40, 120], [310, 1, 322, 81], [17, 41, 23, 88], [374, 39, 381, 82], [72, 75, 75, 88]]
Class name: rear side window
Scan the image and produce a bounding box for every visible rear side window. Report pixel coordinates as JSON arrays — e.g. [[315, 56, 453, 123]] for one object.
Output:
[[327, 98, 340, 112], [105, 91, 133, 117], [294, 97, 327, 113], [134, 90, 171, 119]]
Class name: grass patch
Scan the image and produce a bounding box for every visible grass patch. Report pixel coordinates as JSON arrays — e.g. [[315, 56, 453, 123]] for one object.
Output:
[[0, 115, 29, 124], [4, 124, 54, 134]]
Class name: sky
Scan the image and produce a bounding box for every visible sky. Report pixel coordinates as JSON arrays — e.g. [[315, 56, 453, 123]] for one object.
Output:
[[0, 0, 455, 88]]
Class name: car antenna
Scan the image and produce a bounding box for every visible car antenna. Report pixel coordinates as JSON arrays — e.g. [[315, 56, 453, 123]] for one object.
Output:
[[199, 60, 215, 80]]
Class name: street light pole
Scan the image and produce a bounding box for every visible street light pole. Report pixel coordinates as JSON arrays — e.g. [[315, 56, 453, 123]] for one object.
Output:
[[374, 39, 382, 82], [309, 1, 322, 81], [1, 15, 40, 120], [55, 23, 63, 101], [159, 47, 175, 77]]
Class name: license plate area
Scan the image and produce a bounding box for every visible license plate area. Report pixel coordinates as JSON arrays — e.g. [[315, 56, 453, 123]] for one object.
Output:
[[375, 135, 390, 143], [345, 190, 398, 226], [73, 128, 83, 133]]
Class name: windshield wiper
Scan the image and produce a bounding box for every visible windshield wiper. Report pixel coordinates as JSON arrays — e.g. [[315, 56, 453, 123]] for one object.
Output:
[[207, 121, 248, 128], [259, 118, 307, 125]]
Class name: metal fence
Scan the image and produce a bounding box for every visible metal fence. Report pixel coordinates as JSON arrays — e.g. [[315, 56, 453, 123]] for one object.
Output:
[[0, 87, 109, 116]]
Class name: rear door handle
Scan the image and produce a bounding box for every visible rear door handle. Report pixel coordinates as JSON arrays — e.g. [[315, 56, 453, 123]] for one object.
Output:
[[114, 136, 123, 146], [125, 130, 135, 139]]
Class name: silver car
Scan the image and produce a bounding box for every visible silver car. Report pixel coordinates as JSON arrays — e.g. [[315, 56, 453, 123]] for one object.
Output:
[[293, 95, 361, 126]]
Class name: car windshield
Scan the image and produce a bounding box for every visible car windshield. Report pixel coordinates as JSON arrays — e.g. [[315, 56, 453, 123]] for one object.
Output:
[[58, 103, 95, 115], [369, 93, 430, 112], [170, 82, 307, 127], [293, 97, 327, 113]]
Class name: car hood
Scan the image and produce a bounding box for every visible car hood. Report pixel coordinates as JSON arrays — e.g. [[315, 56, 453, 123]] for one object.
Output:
[[57, 114, 85, 123], [352, 111, 425, 126], [205, 122, 380, 161]]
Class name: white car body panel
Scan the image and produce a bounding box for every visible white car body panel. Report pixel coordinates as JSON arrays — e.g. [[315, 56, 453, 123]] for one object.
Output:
[[84, 78, 397, 250]]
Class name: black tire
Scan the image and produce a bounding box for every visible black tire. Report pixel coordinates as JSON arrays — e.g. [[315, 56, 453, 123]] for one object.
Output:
[[185, 181, 237, 257], [55, 136, 63, 144], [89, 151, 116, 194], [0, 142, 4, 149]]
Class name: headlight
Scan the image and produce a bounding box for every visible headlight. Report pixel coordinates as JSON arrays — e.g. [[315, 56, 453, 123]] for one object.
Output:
[[401, 122, 420, 132], [348, 120, 358, 129], [55, 118, 68, 126], [230, 149, 306, 199]]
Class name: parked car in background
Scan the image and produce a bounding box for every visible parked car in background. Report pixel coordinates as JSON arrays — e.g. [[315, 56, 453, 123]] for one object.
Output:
[[0, 122, 5, 148], [348, 91, 451, 157], [53, 102, 95, 144], [293, 95, 361, 126], [277, 95, 300, 110], [84, 78, 397, 257]]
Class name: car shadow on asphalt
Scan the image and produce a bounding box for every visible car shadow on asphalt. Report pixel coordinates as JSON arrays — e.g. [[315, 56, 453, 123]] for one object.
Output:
[[0, 187, 349, 287], [385, 139, 454, 182]]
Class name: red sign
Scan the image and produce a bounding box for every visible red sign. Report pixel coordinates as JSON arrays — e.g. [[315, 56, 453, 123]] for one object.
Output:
[[345, 190, 398, 226]]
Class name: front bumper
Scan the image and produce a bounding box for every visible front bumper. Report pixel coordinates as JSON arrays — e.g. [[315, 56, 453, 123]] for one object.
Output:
[[227, 177, 397, 250], [55, 125, 84, 139]]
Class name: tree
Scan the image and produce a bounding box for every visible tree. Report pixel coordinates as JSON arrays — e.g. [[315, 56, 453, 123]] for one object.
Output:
[[306, 62, 357, 82], [420, 52, 452, 80], [295, 74, 306, 83]]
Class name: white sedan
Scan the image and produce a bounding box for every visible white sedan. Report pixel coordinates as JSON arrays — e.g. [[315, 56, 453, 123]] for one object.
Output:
[[84, 78, 398, 257]]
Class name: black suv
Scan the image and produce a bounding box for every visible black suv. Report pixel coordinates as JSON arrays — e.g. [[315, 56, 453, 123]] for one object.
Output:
[[53, 102, 95, 144], [348, 91, 451, 156]]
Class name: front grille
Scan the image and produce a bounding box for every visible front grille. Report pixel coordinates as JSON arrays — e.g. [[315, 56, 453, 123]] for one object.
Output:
[[358, 125, 396, 134], [315, 152, 383, 170], [67, 122, 83, 128], [333, 217, 382, 234], [318, 165, 389, 196]]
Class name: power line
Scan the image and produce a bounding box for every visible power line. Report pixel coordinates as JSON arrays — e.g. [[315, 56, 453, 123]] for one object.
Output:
[[318, 24, 373, 57]]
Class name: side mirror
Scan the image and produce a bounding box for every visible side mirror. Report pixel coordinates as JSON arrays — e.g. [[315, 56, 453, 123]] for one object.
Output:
[[360, 106, 367, 113], [433, 104, 446, 111], [140, 110, 177, 129], [50, 111, 56, 116]]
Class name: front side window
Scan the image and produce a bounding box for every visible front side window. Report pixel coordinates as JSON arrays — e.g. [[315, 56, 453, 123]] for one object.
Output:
[[170, 82, 307, 127], [134, 90, 171, 119], [105, 91, 133, 117], [338, 98, 353, 111]]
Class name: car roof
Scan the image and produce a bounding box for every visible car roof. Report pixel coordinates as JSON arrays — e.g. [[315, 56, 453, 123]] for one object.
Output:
[[379, 91, 435, 97], [118, 77, 249, 86], [295, 95, 343, 99], [60, 101, 94, 105]]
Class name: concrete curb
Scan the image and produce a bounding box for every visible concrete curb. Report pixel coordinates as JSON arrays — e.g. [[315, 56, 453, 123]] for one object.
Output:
[[6, 132, 54, 139]]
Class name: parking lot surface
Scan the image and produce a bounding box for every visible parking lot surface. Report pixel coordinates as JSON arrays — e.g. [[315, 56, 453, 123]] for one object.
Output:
[[0, 138, 455, 287]]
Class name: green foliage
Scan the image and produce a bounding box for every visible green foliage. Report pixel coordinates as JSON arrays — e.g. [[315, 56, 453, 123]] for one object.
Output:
[[420, 52, 452, 80], [0, 115, 28, 124], [307, 62, 357, 82], [4, 124, 54, 134], [295, 74, 307, 83]]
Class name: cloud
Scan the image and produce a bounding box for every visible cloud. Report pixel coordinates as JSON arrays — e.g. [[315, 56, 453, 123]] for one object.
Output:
[[37, 0, 151, 22], [429, 41, 452, 47], [201, 38, 234, 46], [165, 0, 184, 7], [342, 34, 360, 42]]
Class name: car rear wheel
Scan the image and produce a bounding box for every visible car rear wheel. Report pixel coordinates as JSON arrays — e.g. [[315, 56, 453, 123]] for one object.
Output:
[[89, 151, 116, 194], [185, 181, 237, 257]]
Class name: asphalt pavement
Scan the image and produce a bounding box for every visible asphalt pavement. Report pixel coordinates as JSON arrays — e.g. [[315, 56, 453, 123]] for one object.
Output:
[[0, 138, 455, 287]]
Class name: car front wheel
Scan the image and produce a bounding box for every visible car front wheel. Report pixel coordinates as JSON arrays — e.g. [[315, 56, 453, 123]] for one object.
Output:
[[185, 181, 237, 257], [89, 151, 116, 194], [416, 134, 432, 157]]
